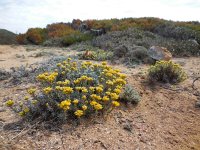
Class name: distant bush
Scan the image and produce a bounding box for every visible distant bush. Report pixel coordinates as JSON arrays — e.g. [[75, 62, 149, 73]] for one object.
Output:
[[47, 23, 77, 38], [16, 34, 28, 44], [120, 84, 141, 104], [62, 33, 93, 46], [5, 59, 127, 121], [42, 37, 63, 47], [148, 60, 187, 84], [26, 28, 47, 45], [154, 23, 199, 42]]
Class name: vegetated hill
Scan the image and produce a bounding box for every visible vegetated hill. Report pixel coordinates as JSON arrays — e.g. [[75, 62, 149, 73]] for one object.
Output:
[[0, 29, 17, 44], [15, 17, 200, 56]]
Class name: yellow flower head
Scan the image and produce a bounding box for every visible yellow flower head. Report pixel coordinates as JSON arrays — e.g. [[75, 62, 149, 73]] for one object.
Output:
[[59, 100, 71, 111], [82, 95, 87, 100], [73, 99, 79, 104], [95, 87, 103, 93], [23, 107, 30, 113], [106, 80, 114, 86], [110, 93, 119, 100], [89, 87, 95, 92], [57, 63, 62, 67], [90, 94, 101, 101], [102, 61, 107, 65], [112, 101, 120, 107], [114, 88, 121, 94], [24, 96, 29, 100], [27, 88, 36, 95], [81, 87, 88, 93], [43, 87, 52, 94], [19, 111, 25, 116], [90, 100, 97, 106], [82, 105, 87, 111], [102, 96, 109, 101], [74, 110, 84, 117], [6, 100, 14, 107], [32, 100, 38, 105], [62, 87, 73, 94], [93, 103, 103, 110]]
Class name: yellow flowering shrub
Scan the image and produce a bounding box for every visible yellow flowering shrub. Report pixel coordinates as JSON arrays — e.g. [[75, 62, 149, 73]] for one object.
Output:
[[148, 60, 187, 83], [6, 59, 127, 121]]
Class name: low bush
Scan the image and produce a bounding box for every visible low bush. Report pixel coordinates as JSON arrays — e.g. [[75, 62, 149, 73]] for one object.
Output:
[[120, 84, 141, 104], [16, 34, 28, 44], [148, 60, 187, 84], [79, 49, 113, 61], [6, 59, 127, 121], [62, 33, 93, 46]]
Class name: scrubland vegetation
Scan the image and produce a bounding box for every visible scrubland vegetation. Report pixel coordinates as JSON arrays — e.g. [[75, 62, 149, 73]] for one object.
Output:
[[15, 17, 200, 56]]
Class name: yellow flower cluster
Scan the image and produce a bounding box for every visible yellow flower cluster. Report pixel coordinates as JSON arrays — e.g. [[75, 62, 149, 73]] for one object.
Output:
[[90, 94, 101, 101], [56, 86, 73, 94], [27, 88, 36, 95], [37, 72, 58, 83], [18, 107, 30, 116], [74, 75, 93, 84], [57, 79, 70, 85], [74, 110, 84, 117], [6, 100, 14, 107], [43, 87, 52, 94], [112, 101, 120, 107], [75, 87, 88, 93], [58, 100, 71, 111], [90, 101, 103, 110]]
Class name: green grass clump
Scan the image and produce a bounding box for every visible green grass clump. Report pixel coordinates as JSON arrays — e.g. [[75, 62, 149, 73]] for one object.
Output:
[[79, 49, 113, 61], [120, 84, 141, 104]]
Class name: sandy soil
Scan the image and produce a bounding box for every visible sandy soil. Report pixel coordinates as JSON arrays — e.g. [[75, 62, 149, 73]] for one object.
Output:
[[0, 45, 200, 150], [0, 45, 79, 70]]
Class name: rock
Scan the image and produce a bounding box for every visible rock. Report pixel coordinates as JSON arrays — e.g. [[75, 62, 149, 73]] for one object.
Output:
[[113, 45, 128, 58], [148, 46, 172, 61]]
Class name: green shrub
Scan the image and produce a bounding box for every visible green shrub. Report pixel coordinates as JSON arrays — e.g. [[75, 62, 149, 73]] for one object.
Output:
[[148, 60, 187, 84], [5, 59, 127, 121], [120, 84, 141, 104], [62, 33, 93, 46]]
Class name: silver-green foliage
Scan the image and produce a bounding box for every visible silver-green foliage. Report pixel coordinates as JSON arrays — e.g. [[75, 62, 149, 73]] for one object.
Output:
[[121, 84, 141, 104]]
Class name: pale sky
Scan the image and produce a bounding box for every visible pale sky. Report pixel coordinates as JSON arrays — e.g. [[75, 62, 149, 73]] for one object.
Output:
[[0, 0, 200, 33]]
